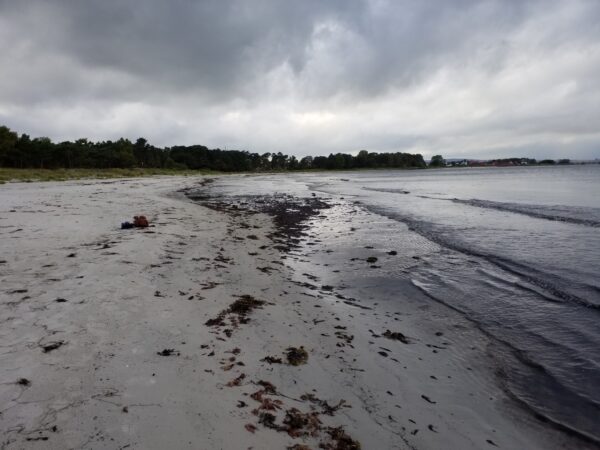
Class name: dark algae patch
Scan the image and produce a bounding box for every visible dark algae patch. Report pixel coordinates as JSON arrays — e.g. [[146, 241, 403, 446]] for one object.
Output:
[[16, 378, 31, 387], [205, 295, 266, 335], [40, 340, 65, 353], [322, 426, 362, 450], [383, 329, 410, 344], [283, 408, 322, 437], [157, 348, 180, 356], [286, 346, 309, 366], [300, 393, 349, 416], [229, 294, 265, 315], [185, 189, 332, 254], [261, 355, 284, 364], [226, 373, 246, 387], [243, 379, 359, 448]]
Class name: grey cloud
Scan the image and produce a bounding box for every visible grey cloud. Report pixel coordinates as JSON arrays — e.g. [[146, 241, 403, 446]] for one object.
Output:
[[0, 0, 537, 101], [1, 1, 355, 101], [0, 0, 599, 159]]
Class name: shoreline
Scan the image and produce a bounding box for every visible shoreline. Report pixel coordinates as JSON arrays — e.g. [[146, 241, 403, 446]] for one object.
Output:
[[1, 163, 590, 185], [0, 176, 590, 449]]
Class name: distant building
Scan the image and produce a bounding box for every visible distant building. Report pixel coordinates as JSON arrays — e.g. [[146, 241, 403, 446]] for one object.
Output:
[[447, 159, 468, 167]]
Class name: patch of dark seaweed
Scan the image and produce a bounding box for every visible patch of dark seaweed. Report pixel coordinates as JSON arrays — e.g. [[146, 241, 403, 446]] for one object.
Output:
[[262, 355, 283, 364], [383, 330, 410, 344], [247, 379, 359, 448], [157, 348, 180, 356], [284, 408, 322, 438], [41, 341, 65, 353], [186, 191, 331, 253], [288, 445, 312, 450], [16, 378, 31, 387], [229, 294, 265, 315], [258, 196, 331, 252], [321, 426, 361, 450], [286, 346, 309, 366], [205, 295, 265, 329], [301, 393, 349, 416]]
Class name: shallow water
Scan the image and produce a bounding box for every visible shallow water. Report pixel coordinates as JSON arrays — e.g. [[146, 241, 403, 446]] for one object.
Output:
[[204, 165, 600, 443]]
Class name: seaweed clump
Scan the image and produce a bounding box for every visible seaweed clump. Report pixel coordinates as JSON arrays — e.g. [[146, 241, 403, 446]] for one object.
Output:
[[229, 295, 265, 315], [286, 346, 309, 366], [245, 379, 360, 450], [320, 426, 361, 450], [383, 330, 410, 344], [261, 355, 283, 364], [284, 408, 322, 438], [205, 295, 266, 331], [157, 348, 180, 356], [300, 393, 349, 416], [40, 341, 65, 353]]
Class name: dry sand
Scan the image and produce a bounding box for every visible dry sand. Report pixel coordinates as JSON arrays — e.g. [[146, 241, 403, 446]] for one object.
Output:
[[0, 177, 581, 449]]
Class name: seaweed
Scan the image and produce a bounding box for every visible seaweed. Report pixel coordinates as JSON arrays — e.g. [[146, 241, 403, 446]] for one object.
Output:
[[261, 355, 283, 364], [157, 348, 180, 356], [205, 314, 226, 327], [300, 394, 349, 416], [16, 378, 31, 386], [226, 373, 246, 387], [41, 340, 65, 353], [320, 426, 361, 450], [245, 378, 357, 448], [228, 295, 265, 315], [383, 329, 410, 344], [205, 295, 266, 331], [286, 346, 309, 366], [252, 396, 283, 414], [258, 412, 280, 430], [257, 380, 277, 394]]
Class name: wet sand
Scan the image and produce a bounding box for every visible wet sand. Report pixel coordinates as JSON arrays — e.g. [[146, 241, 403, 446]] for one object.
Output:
[[0, 177, 586, 449]]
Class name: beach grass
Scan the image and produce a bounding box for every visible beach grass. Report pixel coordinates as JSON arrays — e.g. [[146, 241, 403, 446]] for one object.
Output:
[[0, 167, 220, 183]]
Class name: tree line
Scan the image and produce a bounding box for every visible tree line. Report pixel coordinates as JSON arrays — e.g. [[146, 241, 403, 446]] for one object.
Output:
[[0, 125, 426, 172]]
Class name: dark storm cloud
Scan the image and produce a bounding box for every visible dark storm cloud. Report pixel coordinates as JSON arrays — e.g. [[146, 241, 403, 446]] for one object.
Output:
[[1, 0, 360, 101], [0, 0, 599, 158]]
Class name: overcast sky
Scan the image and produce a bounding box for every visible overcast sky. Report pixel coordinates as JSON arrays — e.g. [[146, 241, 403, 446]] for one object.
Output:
[[1, 0, 599, 159]]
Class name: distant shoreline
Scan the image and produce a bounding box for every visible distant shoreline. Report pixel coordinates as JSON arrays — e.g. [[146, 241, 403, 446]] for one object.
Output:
[[2, 163, 597, 184]]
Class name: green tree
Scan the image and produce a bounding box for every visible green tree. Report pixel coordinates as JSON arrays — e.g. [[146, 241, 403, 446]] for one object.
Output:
[[0, 125, 18, 165], [31, 137, 53, 168], [429, 155, 445, 167], [0, 123, 432, 173], [299, 156, 313, 169]]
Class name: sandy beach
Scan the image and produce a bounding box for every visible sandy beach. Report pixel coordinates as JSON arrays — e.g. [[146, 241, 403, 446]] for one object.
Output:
[[0, 176, 586, 450]]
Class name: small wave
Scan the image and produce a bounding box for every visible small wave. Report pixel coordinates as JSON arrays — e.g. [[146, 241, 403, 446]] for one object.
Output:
[[362, 187, 410, 195], [412, 277, 600, 445], [452, 198, 600, 228], [363, 204, 600, 309], [481, 254, 600, 310]]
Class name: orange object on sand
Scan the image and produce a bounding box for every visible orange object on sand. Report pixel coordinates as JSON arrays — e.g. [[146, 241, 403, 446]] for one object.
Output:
[[133, 215, 149, 228]]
